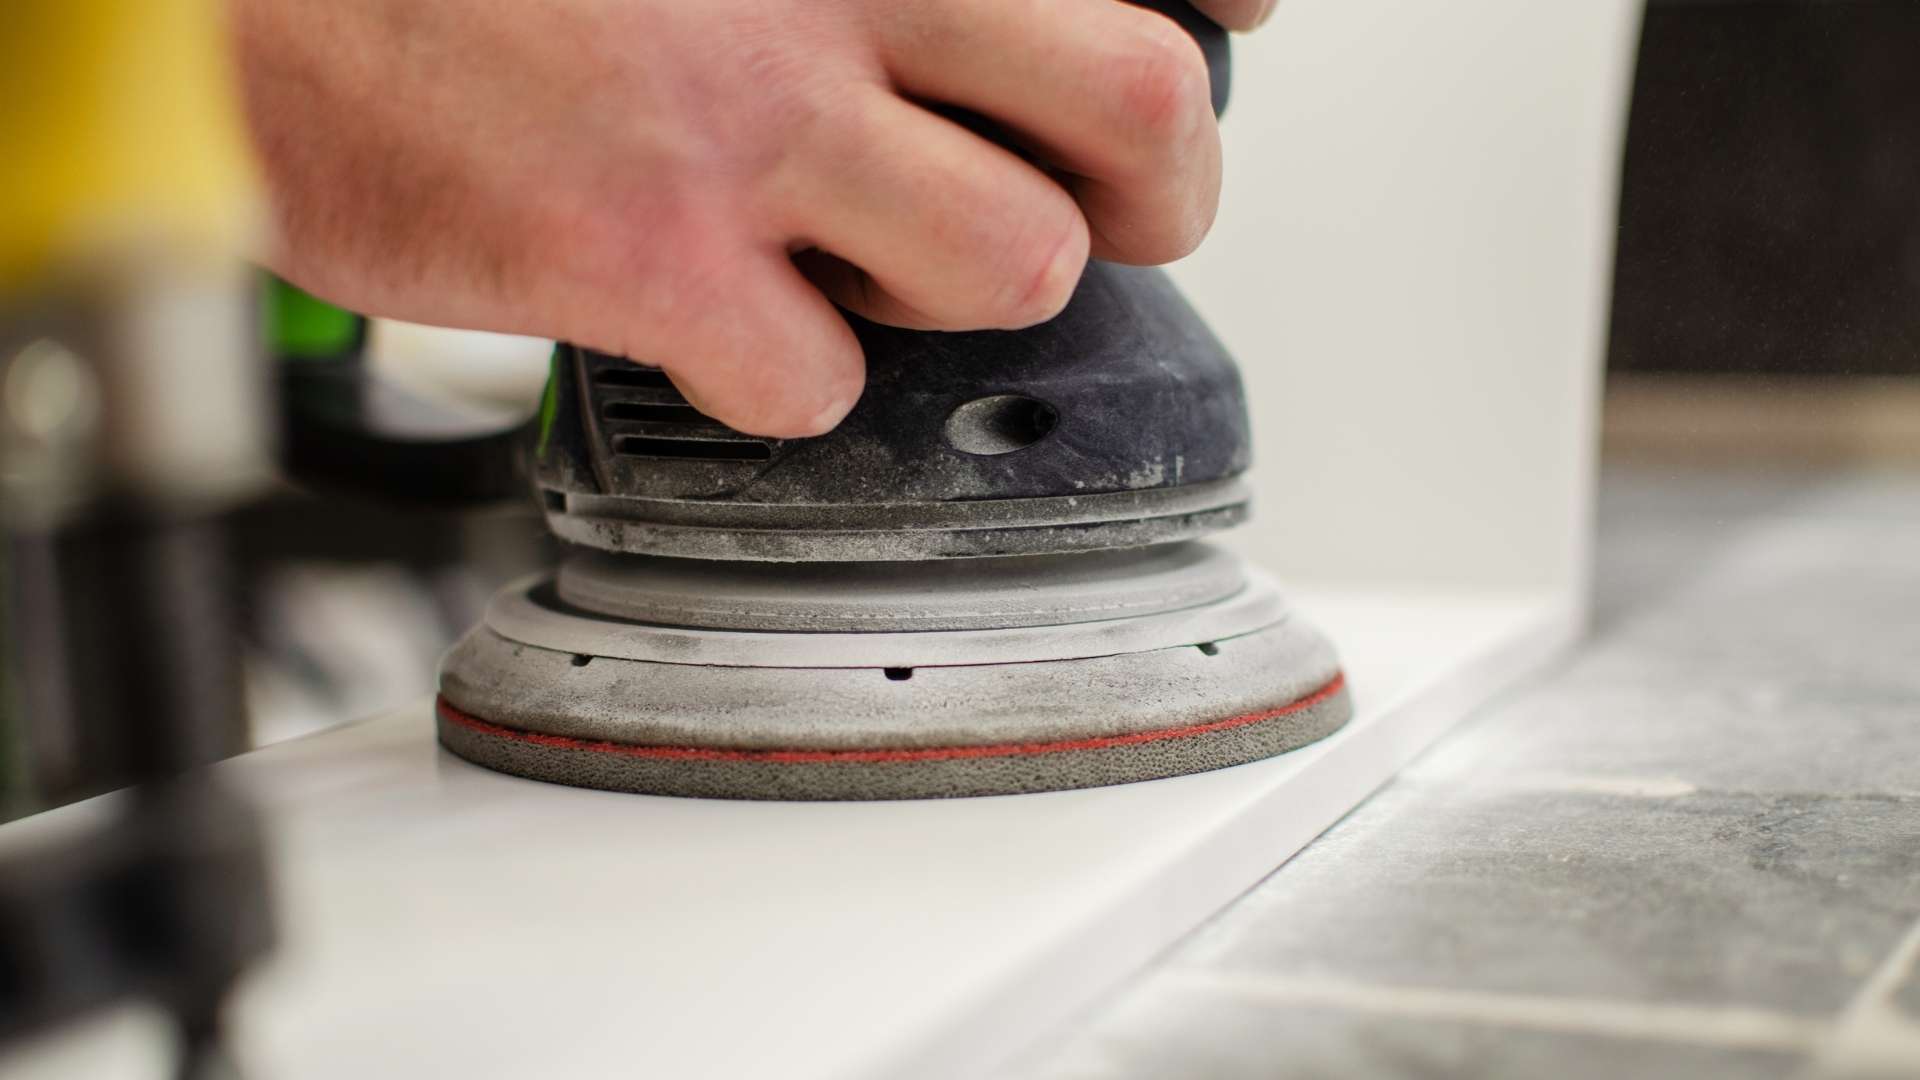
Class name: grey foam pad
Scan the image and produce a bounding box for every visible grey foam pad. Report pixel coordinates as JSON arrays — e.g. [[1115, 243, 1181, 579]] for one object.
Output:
[[435, 617, 1352, 801], [437, 677, 1349, 801]]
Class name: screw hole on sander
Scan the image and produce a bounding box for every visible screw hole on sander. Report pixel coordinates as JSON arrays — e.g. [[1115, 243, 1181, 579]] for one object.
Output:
[[571, 654, 594, 667], [1196, 642, 1220, 656], [944, 394, 1058, 456], [884, 667, 914, 681]]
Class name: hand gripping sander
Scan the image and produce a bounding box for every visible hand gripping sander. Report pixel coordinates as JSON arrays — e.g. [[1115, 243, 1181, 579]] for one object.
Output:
[[434, 1, 1352, 800]]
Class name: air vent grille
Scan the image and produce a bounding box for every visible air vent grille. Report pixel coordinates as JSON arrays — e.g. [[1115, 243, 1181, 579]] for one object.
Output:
[[593, 366, 676, 390], [586, 356, 779, 464]]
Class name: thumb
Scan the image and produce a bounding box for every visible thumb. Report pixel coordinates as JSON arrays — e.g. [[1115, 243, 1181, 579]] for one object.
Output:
[[638, 252, 866, 439]]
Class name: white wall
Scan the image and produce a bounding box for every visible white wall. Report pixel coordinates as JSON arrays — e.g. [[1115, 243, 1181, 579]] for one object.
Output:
[[1176, 0, 1644, 597]]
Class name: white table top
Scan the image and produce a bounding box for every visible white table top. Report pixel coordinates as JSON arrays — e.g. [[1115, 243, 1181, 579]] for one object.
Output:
[[3, 585, 1569, 1080]]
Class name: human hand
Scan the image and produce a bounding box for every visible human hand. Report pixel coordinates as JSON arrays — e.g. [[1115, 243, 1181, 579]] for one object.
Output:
[[234, 0, 1253, 436]]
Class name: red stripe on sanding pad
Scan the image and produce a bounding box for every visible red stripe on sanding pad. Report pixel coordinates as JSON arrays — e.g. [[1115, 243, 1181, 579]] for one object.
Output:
[[436, 671, 1347, 766]]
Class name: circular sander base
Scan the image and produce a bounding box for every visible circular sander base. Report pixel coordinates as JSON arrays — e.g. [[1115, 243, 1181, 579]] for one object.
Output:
[[435, 559, 1351, 800]]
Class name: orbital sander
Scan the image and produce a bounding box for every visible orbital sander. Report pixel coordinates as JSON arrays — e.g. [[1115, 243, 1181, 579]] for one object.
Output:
[[432, 0, 1352, 800]]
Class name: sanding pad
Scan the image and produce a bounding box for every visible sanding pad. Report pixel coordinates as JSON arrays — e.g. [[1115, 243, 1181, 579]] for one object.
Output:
[[435, 544, 1352, 800]]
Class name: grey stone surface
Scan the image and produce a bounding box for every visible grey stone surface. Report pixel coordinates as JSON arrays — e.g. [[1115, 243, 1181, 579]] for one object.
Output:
[[1584, 469, 1920, 694], [1035, 993, 1801, 1080], [1411, 676, 1920, 797], [1167, 785, 1920, 1013], [1029, 464, 1920, 1079], [1575, 523, 1920, 695]]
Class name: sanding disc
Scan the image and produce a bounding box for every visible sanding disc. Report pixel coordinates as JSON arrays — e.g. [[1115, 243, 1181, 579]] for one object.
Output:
[[435, 544, 1352, 801]]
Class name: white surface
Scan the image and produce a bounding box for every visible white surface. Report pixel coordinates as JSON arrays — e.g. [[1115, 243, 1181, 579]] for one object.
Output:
[[1180, 0, 1642, 594], [365, 321, 551, 415], [0, 586, 1574, 1080]]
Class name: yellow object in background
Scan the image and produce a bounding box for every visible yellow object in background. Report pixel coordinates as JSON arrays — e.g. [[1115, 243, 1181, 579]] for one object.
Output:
[[0, 0, 255, 292]]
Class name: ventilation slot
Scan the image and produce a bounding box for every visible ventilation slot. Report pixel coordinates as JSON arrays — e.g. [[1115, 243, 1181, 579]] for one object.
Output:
[[602, 401, 706, 423], [593, 366, 677, 390], [614, 436, 772, 462]]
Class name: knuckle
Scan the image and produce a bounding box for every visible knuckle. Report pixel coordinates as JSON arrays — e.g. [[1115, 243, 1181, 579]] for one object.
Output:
[[660, 301, 864, 439], [1111, 21, 1212, 144], [998, 213, 1088, 327], [666, 360, 794, 436]]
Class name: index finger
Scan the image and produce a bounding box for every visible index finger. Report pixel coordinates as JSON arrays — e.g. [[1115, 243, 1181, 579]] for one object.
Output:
[[873, 0, 1222, 265]]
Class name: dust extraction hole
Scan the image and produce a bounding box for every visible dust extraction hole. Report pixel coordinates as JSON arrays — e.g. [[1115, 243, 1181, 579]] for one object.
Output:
[[944, 394, 1058, 456], [570, 654, 594, 667], [883, 667, 914, 681]]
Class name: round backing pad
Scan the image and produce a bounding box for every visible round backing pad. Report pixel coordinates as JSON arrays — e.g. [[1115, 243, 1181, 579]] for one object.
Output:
[[435, 574, 1351, 801]]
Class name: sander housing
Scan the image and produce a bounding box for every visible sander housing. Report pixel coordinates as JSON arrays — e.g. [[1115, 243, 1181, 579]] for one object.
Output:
[[432, 2, 1353, 799]]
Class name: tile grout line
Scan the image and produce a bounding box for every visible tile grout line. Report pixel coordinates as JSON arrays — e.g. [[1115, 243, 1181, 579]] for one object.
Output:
[[1395, 770, 1920, 805], [1161, 969, 1827, 1054], [1802, 914, 1920, 1079], [1395, 769, 1703, 799]]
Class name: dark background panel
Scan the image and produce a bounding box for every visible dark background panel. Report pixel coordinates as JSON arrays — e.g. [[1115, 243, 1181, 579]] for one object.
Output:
[[1609, 0, 1920, 376]]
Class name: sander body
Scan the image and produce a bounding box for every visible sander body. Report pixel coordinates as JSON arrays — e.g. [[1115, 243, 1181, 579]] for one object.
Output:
[[435, 2, 1352, 799]]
